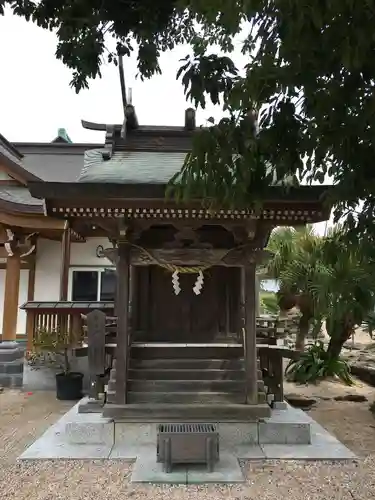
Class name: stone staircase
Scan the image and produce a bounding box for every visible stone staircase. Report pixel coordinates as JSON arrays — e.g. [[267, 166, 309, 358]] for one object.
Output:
[[104, 343, 271, 421]]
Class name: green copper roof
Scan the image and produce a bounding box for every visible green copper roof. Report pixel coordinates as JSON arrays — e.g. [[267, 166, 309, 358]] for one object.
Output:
[[52, 128, 72, 144]]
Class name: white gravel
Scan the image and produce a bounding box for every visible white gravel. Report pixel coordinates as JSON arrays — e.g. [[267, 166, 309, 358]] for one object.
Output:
[[1, 390, 375, 500]]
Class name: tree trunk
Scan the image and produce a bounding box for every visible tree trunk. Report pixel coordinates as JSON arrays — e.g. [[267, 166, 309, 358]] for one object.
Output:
[[327, 326, 353, 361], [277, 290, 297, 312], [326, 315, 355, 361], [296, 314, 310, 351]]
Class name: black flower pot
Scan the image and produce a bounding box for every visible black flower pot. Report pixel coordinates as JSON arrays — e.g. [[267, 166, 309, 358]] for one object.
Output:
[[55, 372, 84, 401]]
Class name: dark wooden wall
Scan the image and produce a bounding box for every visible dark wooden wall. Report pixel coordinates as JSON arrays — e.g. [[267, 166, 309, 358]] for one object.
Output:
[[132, 265, 242, 342]]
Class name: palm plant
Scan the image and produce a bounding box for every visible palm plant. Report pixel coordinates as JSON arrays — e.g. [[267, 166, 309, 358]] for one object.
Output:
[[268, 224, 375, 383], [266, 225, 324, 350], [313, 228, 375, 361]]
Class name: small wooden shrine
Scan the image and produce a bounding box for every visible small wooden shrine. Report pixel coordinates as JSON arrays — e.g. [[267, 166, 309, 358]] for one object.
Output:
[[28, 104, 330, 421]]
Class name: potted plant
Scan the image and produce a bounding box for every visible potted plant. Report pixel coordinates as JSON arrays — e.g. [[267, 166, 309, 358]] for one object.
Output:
[[33, 325, 84, 400]]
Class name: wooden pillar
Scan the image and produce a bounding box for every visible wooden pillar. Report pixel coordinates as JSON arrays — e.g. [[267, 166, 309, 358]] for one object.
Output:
[[243, 262, 258, 404], [115, 242, 130, 404], [59, 221, 71, 301], [26, 253, 36, 350], [2, 252, 21, 341]]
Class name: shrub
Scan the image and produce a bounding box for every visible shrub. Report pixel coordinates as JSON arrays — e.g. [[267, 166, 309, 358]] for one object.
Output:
[[285, 341, 353, 385]]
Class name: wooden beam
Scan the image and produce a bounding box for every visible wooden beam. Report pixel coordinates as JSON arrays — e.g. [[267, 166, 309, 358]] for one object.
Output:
[[59, 221, 71, 300], [2, 252, 21, 341], [115, 242, 130, 404], [243, 263, 258, 404], [102, 246, 272, 267], [0, 180, 21, 186], [0, 212, 67, 231], [0, 161, 27, 185]]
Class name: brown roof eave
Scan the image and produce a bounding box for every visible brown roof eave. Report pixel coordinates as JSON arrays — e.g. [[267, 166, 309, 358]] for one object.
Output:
[[0, 197, 44, 214], [0, 133, 23, 159], [0, 150, 42, 184], [28, 181, 332, 204]]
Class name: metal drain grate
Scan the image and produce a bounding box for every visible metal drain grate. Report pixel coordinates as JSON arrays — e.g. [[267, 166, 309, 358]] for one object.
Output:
[[157, 422, 220, 472], [158, 423, 217, 433]]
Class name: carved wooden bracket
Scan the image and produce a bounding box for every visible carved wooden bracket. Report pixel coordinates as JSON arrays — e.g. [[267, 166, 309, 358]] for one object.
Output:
[[4, 229, 38, 259], [101, 245, 272, 268], [163, 226, 212, 249]]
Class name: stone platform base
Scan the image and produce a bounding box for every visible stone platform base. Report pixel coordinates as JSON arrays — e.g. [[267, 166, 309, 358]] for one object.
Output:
[[101, 402, 272, 422], [69, 397, 311, 446], [18, 398, 356, 466], [0, 341, 24, 388]]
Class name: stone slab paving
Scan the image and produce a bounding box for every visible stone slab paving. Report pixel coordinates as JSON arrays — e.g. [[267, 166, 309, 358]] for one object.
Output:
[[186, 452, 244, 484], [131, 452, 188, 484], [18, 398, 357, 471], [131, 449, 245, 484]]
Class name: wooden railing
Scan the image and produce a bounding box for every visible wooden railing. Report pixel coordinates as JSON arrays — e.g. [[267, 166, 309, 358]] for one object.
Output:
[[258, 345, 300, 403], [20, 301, 115, 351]]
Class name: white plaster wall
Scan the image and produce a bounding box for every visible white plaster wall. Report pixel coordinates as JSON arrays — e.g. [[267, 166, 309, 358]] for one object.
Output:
[[34, 238, 61, 301], [0, 237, 114, 337], [33, 237, 113, 303], [70, 237, 112, 266]]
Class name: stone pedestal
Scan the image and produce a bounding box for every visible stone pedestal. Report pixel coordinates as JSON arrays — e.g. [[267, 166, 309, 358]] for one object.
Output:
[[0, 341, 24, 388]]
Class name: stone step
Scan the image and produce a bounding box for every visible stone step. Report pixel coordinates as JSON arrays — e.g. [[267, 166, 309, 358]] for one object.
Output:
[[108, 379, 265, 393], [102, 402, 272, 422], [106, 390, 267, 404]]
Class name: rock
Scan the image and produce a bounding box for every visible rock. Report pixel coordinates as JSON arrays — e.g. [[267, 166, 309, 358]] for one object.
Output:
[[350, 363, 375, 387], [334, 394, 368, 402], [0, 386, 3, 393], [285, 393, 317, 410]]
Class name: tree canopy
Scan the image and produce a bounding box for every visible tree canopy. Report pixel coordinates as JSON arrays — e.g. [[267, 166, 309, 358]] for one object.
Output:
[[3, 0, 375, 241]]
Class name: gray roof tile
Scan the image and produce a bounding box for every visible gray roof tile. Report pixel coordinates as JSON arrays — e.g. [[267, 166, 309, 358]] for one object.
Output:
[[79, 149, 187, 184], [0, 186, 44, 206]]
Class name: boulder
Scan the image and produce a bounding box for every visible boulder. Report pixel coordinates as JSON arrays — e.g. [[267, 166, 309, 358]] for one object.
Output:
[[350, 363, 375, 387], [334, 394, 368, 402], [285, 393, 317, 410]]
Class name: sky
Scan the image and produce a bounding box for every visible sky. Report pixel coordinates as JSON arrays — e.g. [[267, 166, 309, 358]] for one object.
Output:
[[0, 9, 330, 234], [0, 9, 236, 143]]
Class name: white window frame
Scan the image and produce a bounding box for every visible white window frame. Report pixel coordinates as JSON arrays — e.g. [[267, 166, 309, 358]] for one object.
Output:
[[68, 266, 116, 301]]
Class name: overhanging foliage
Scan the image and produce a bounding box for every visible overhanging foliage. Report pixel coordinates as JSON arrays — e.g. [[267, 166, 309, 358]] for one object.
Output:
[[3, 1, 375, 239]]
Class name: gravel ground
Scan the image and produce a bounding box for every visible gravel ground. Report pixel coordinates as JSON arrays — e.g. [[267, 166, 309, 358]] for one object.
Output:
[[1, 389, 375, 500]]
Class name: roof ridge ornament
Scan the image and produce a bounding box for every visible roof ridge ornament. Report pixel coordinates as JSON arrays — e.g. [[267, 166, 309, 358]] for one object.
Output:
[[118, 49, 139, 139], [102, 125, 115, 160]]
